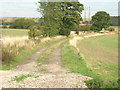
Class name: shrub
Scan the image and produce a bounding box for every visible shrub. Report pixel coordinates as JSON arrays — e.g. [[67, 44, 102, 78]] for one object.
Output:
[[2, 25, 7, 28], [76, 25, 91, 31], [83, 25, 91, 31], [28, 26, 42, 39], [59, 28, 70, 37], [91, 25, 101, 32], [106, 27, 115, 32]]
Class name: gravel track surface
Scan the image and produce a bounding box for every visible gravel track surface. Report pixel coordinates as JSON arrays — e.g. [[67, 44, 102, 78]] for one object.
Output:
[[1, 43, 91, 88]]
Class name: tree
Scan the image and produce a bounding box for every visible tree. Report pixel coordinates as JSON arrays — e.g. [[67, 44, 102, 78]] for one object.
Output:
[[91, 11, 111, 32], [38, 2, 62, 37], [38, 1, 83, 37], [59, 2, 83, 36]]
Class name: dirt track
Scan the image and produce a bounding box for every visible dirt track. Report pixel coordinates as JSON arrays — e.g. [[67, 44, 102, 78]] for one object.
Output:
[[1, 40, 91, 88]]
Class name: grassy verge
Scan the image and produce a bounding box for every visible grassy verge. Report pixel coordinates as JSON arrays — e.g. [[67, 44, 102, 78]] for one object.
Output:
[[2, 37, 66, 70], [61, 40, 118, 88]]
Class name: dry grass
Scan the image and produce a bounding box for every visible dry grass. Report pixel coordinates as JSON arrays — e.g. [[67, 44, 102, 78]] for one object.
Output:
[[2, 35, 65, 62], [2, 36, 36, 62], [2, 35, 65, 70]]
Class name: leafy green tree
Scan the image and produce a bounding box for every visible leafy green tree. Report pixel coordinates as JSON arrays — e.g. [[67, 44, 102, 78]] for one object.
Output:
[[38, 2, 61, 37], [38, 1, 83, 37], [91, 11, 111, 32], [59, 2, 83, 36]]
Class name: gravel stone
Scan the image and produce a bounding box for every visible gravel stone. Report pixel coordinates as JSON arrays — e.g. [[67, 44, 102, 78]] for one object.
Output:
[[1, 48, 92, 88]]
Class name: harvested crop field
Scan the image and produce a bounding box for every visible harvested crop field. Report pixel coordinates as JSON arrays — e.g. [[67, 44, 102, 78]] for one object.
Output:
[[77, 34, 118, 88]]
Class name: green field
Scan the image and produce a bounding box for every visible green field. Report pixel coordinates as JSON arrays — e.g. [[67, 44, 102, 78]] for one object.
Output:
[[77, 34, 118, 88], [2, 29, 28, 37], [61, 34, 118, 88]]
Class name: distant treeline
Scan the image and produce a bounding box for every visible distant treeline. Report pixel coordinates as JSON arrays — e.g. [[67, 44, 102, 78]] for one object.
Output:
[[1, 17, 40, 29], [110, 16, 119, 26], [1, 16, 119, 28]]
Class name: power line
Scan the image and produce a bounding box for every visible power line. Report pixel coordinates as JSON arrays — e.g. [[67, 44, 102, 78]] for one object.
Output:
[[83, 6, 91, 24]]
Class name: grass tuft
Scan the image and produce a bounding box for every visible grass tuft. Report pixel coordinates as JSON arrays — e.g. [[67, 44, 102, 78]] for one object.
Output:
[[13, 74, 32, 82]]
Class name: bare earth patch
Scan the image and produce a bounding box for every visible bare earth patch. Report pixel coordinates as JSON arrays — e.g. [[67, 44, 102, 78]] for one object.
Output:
[[1, 47, 91, 88]]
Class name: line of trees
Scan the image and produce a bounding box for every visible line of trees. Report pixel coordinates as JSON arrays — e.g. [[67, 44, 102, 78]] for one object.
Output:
[[1, 18, 39, 29], [110, 16, 119, 26], [2, 1, 113, 39]]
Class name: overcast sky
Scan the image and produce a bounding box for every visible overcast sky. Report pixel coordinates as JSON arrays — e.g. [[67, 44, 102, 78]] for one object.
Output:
[[0, 0, 119, 18]]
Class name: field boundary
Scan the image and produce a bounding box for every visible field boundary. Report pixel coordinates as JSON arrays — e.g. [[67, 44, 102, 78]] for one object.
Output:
[[69, 32, 116, 52]]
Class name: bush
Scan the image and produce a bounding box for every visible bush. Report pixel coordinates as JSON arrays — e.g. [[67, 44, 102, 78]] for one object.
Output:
[[2, 25, 7, 28], [76, 25, 91, 31], [28, 26, 42, 39], [91, 26, 101, 32], [59, 28, 70, 37], [83, 25, 91, 31], [106, 27, 115, 32]]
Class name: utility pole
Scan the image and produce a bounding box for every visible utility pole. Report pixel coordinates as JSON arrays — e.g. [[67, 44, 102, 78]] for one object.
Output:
[[84, 6, 86, 23], [84, 6, 91, 24], [88, 7, 91, 24]]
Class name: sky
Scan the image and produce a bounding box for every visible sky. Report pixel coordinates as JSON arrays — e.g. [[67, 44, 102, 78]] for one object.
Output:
[[0, 0, 119, 18]]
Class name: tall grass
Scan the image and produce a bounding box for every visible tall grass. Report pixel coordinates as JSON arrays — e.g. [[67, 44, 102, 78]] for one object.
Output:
[[2, 35, 65, 70], [2, 36, 37, 70]]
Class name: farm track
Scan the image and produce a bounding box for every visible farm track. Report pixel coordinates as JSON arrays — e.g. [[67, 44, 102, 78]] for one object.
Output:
[[1, 38, 91, 88], [13, 47, 48, 72]]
